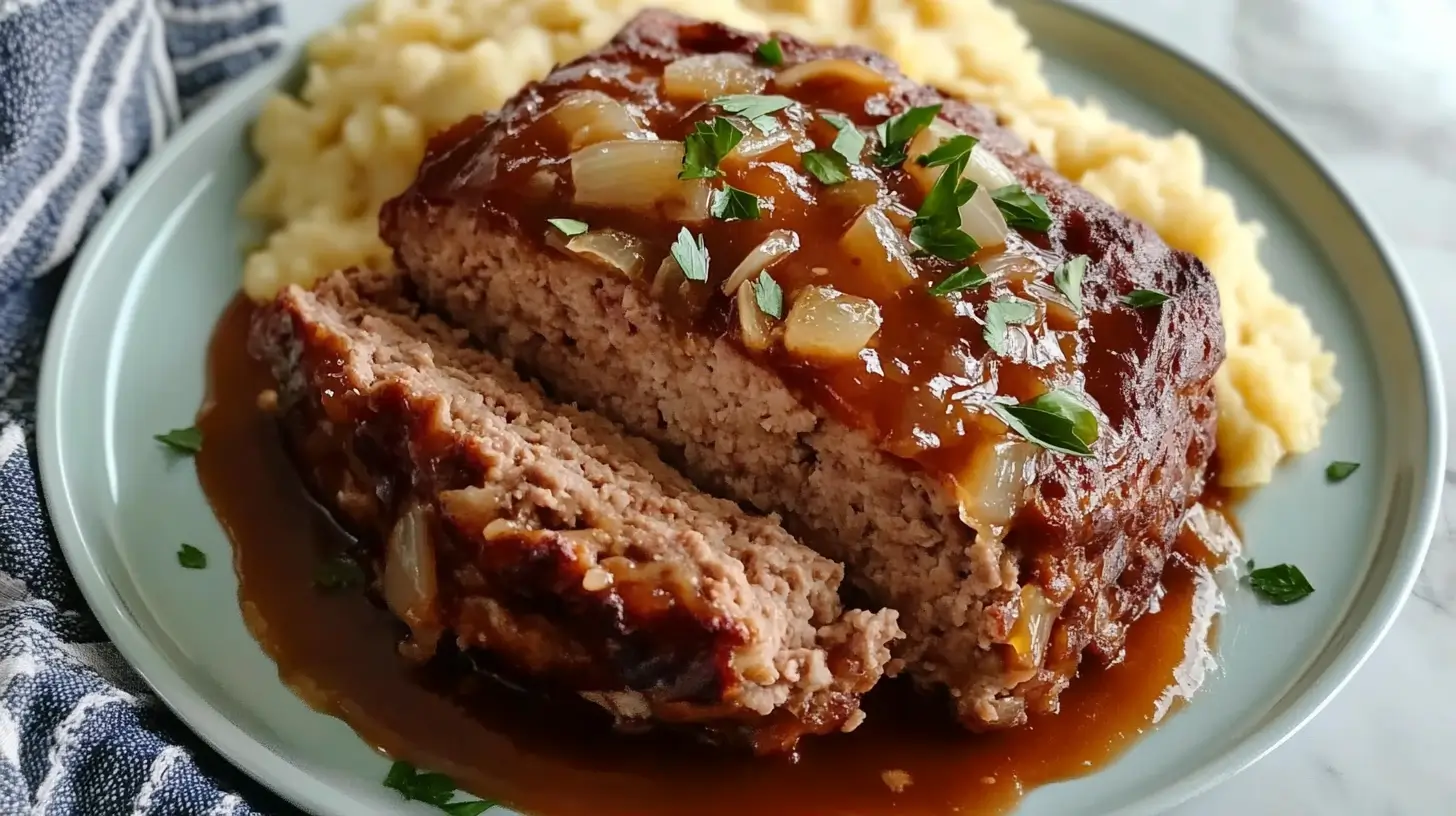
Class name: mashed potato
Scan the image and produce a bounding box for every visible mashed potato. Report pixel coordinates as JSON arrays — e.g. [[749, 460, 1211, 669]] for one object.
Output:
[[238, 0, 1340, 487]]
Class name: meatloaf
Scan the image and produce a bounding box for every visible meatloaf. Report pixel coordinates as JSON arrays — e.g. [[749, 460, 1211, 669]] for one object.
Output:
[[381, 11, 1225, 728], [248, 267, 902, 753]]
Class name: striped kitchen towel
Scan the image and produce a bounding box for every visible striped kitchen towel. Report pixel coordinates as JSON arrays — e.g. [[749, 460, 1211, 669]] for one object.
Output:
[[0, 1, 292, 812]]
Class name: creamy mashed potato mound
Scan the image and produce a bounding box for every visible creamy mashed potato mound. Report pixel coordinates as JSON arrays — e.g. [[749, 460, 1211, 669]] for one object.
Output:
[[239, 0, 1340, 487]]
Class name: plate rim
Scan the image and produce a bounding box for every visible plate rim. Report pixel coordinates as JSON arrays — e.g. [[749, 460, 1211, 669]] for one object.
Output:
[[34, 4, 1446, 815]]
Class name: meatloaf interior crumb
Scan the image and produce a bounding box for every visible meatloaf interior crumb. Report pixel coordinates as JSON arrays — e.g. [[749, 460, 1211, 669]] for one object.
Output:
[[248, 267, 902, 754]]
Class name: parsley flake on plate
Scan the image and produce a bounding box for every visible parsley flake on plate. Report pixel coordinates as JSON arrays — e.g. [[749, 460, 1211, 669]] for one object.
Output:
[[989, 389, 1100, 457], [383, 761, 498, 815], [802, 149, 852, 186], [982, 296, 1036, 355], [916, 134, 978, 169], [1246, 563, 1314, 605], [313, 555, 364, 592], [1054, 255, 1088, 314], [711, 185, 761, 221], [177, 544, 207, 570], [155, 426, 202, 455], [712, 94, 795, 133], [1326, 461, 1360, 483], [822, 113, 866, 165], [755, 38, 784, 66], [1123, 288, 1173, 308]]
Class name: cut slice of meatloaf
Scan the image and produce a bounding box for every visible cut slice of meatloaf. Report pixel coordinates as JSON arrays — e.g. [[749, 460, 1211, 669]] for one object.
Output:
[[247, 267, 902, 754], [380, 11, 1224, 729]]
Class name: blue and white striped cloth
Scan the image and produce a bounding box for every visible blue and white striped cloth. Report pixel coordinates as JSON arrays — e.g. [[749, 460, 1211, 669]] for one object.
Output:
[[0, 1, 290, 812]]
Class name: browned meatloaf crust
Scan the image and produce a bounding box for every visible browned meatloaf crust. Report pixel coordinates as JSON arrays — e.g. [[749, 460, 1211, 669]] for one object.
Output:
[[381, 11, 1224, 728], [247, 268, 902, 754]]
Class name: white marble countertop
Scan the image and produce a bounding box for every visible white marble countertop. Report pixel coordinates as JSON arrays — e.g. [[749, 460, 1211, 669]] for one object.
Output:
[[1060, 1, 1456, 813]]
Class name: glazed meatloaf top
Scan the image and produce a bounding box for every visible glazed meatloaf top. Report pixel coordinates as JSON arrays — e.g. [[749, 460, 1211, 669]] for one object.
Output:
[[249, 268, 902, 753], [381, 11, 1225, 728]]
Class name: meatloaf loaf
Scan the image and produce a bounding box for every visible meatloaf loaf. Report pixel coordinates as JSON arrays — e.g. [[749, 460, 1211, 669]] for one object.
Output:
[[381, 11, 1225, 729], [248, 267, 902, 753]]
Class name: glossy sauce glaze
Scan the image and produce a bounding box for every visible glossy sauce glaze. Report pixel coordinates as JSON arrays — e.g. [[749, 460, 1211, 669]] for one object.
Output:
[[403, 20, 1177, 490], [198, 297, 1239, 816]]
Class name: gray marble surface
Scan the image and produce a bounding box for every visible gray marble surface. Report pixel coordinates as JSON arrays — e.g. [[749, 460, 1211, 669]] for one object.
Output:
[[1064, 0, 1456, 812]]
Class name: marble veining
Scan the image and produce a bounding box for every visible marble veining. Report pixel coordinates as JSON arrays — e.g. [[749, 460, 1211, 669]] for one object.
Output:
[[1063, 1, 1456, 812]]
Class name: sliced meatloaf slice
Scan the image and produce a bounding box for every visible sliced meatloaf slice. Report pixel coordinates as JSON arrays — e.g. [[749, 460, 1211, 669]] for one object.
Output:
[[247, 267, 902, 754], [380, 11, 1224, 730]]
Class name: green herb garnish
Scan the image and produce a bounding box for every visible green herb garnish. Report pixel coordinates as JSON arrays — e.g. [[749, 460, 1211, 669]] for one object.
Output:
[[1123, 289, 1172, 308], [802, 149, 852, 186], [1055, 255, 1088, 314], [755, 38, 784, 66], [908, 150, 979, 260], [1247, 563, 1314, 605], [989, 389, 1099, 457], [822, 113, 866, 165], [313, 556, 364, 592], [1326, 461, 1360, 483], [928, 265, 988, 297], [916, 134, 978, 168], [670, 227, 710, 282], [874, 103, 942, 166], [754, 272, 784, 318], [710, 185, 761, 221], [546, 218, 588, 237], [155, 426, 202, 455], [177, 544, 207, 570], [383, 761, 497, 815], [713, 94, 795, 133], [680, 117, 744, 180], [989, 184, 1053, 232], [982, 296, 1036, 355]]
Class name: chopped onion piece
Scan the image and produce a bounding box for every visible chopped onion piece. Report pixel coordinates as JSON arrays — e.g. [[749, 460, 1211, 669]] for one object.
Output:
[[955, 437, 1038, 533], [731, 122, 795, 159], [784, 285, 882, 363], [736, 278, 775, 351], [965, 144, 1018, 190], [840, 207, 917, 294], [775, 58, 891, 91], [958, 184, 1011, 248], [822, 177, 881, 210], [722, 229, 799, 294], [1007, 584, 1059, 670], [667, 179, 713, 223], [564, 229, 648, 279], [979, 251, 1040, 282], [663, 53, 770, 100], [548, 91, 643, 150], [651, 255, 712, 318], [384, 502, 438, 632], [525, 169, 557, 198], [571, 140, 685, 210]]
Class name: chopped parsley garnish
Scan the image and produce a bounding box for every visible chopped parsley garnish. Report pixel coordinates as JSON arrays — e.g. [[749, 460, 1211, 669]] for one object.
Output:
[[1246, 563, 1314, 605], [755, 38, 784, 66], [177, 544, 207, 570], [546, 218, 588, 237], [155, 426, 202, 455], [989, 184, 1053, 232], [823, 113, 866, 165], [383, 761, 497, 815], [909, 224, 978, 261], [754, 272, 784, 318], [712, 94, 795, 133], [1123, 288, 1173, 308], [680, 117, 744, 180], [802, 149, 852, 186], [1326, 461, 1361, 483], [928, 265, 988, 297], [670, 227, 710, 282], [874, 103, 941, 166], [313, 555, 364, 592], [989, 389, 1099, 457], [916, 134, 978, 168], [908, 150, 979, 261], [1054, 255, 1088, 314], [710, 185, 761, 221], [982, 296, 1036, 355]]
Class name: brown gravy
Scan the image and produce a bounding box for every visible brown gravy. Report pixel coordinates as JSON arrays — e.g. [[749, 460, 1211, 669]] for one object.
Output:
[[197, 296, 1236, 816]]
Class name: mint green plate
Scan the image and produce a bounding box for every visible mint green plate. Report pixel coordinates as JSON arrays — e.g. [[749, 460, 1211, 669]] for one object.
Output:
[[35, 2, 1444, 814]]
